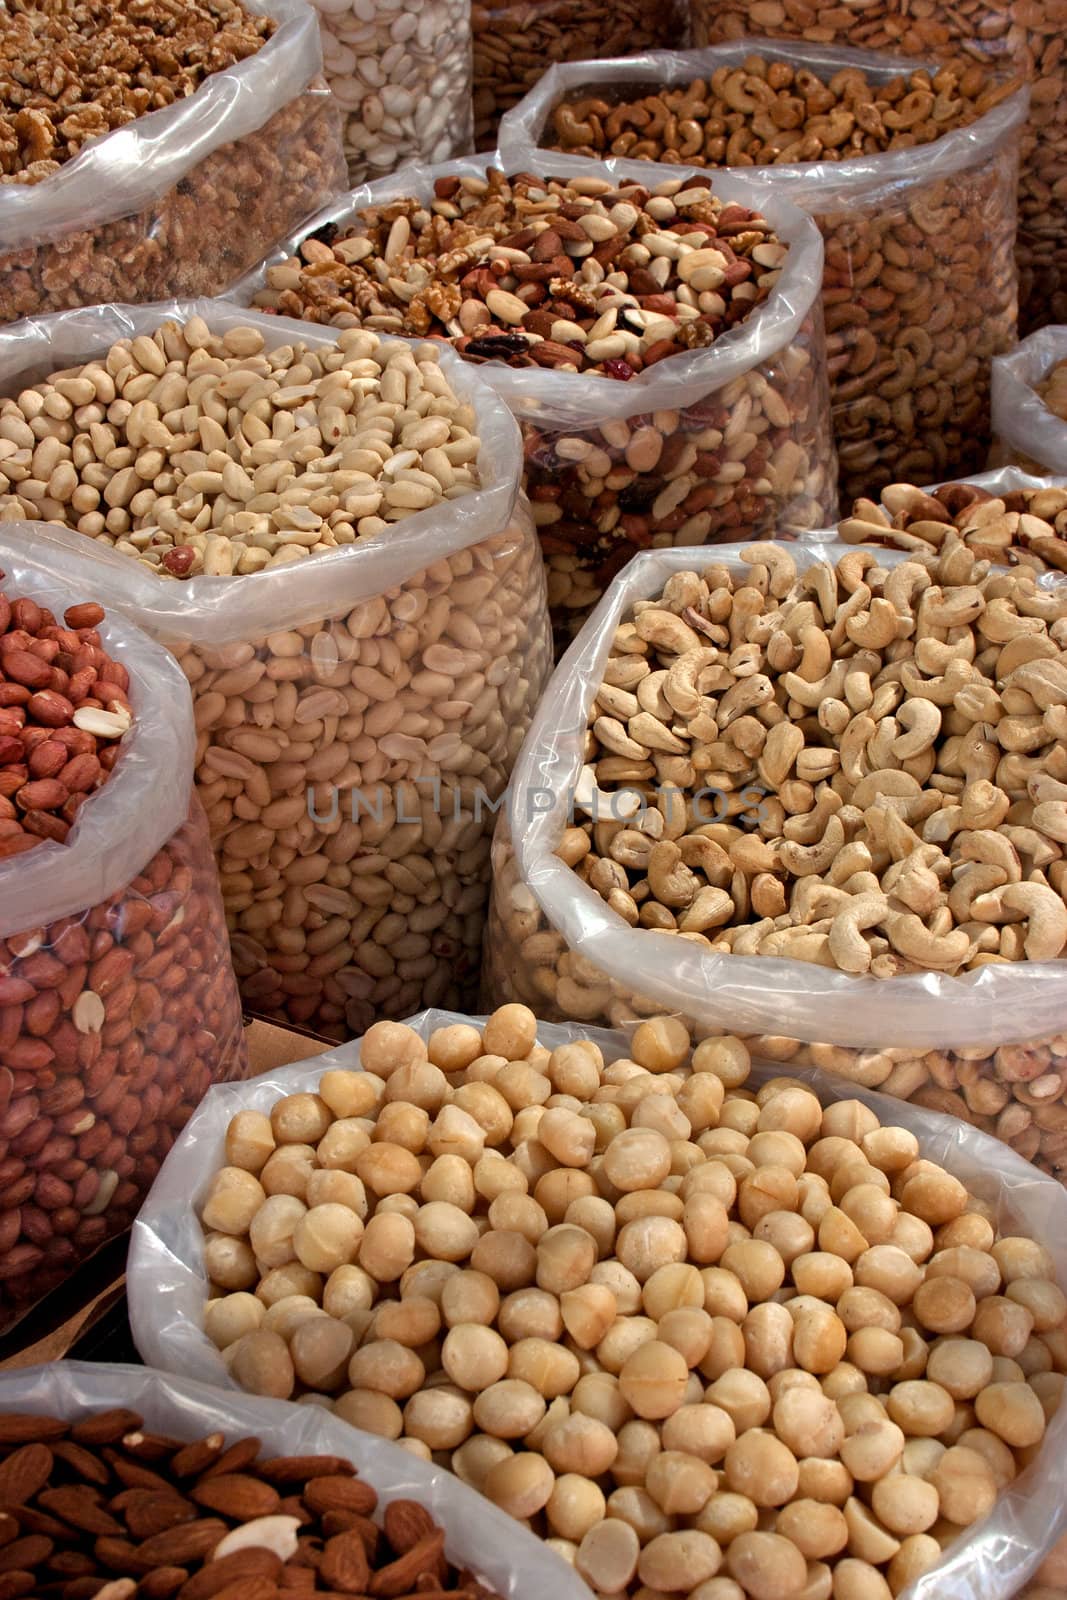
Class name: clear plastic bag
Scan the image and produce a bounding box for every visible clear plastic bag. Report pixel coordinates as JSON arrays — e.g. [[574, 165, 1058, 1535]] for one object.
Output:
[[0, 536, 246, 1337], [472, 0, 689, 152], [499, 41, 1027, 505], [0, 299, 551, 1041], [0, 1359, 592, 1600], [686, 0, 1064, 335], [314, 0, 474, 185], [991, 329, 1067, 475], [483, 541, 1067, 1182], [237, 153, 837, 648], [0, 0, 346, 323], [128, 1005, 1067, 1600]]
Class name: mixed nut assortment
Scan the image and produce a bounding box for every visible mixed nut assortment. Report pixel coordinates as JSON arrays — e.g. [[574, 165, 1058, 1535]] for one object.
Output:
[[839, 480, 1067, 573], [0, 1406, 505, 1597], [198, 1007, 1064, 1598]]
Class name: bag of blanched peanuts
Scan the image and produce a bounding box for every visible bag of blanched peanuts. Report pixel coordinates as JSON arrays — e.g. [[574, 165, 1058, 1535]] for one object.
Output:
[[128, 1004, 1067, 1600]]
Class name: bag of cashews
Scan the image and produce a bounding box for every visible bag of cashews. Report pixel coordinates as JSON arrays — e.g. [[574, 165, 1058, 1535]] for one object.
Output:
[[0, 0, 346, 326], [126, 1006, 1067, 1600], [0, 298, 552, 1043], [0, 535, 247, 1337], [497, 39, 1028, 508], [483, 539, 1067, 1182], [991, 329, 1067, 477], [0, 1360, 591, 1600], [231, 151, 837, 649]]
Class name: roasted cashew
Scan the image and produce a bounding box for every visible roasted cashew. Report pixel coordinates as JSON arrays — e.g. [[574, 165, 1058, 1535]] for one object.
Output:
[[885, 910, 972, 970], [892, 697, 941, 759], [828, 891, 891, 973], [664, 647, 722, 717], [778, 813, 846, 877], [970, 881, 1067, 961]]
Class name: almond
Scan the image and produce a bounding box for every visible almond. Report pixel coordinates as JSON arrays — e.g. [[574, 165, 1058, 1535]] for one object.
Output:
[[368, 1531, 445, 1597], [177, 1549, 283, 1600], [256, 1456, 356, 1486], [120, 1490, 199, 1540], [38, 1486, 123, 1535], [0, 1536, 54, 1575], [197, 1439, 263, 1480], [70, 1410, 142, 1446], [49, 1442, 110, 1486], [190, 1475, 280, 1520], [302, 1478, 377, 1517], [210, 1581, 279, 1600], [382, 1501, 436, 1556], [319, 1529, 370, 1593], [137, 1519, 231, 1566], [0, 1445, 53, 1505], [0, 1418, 66, 1445], [0, 1574, 34, 1600], [170, 1437, 226, 1479]]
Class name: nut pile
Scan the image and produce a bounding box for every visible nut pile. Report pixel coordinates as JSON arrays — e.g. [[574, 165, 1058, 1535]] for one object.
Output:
[[0, 317, 481, 577], [253, 170, 832, 643], [996, 355, 1067, 475], [0, 0, 274, 184], [840, 480, 1067, 574], [0, 583, 130, 859], [535, 53, 1022, 501], [317, 0, 473, 184], [487, 538, 1067, 1177], [0, 1407, 504, 1598], [1036, 355, 1067, 417], [471, 0, 688, 151], [545, 58, 1020, 165], [201, 1006, 1065, 1600], [688, 0, 1067, 332]]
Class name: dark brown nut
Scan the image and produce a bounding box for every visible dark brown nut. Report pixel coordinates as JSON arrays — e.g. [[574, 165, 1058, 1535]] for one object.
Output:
[[841, 479, 1067, 575]]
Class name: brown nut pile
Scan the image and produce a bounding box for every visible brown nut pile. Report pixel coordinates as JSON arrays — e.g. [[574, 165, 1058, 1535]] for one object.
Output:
[[0, 1407, 504, 1599], [0, 317, 481, 578], [840, 480, 1067, 574], [1037, 356, 1067, 416], [546, 58, 1019, 165], [201, 1006, 1065, 1600], [0, 586, 130, 859], [689, 0, 1066, 333], [0, 0, 274, 184], [471, 0, 688, 152]]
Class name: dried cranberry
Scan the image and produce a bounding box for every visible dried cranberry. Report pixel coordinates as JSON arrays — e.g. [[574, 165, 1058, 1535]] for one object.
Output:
[[602, 360, 635, 381]]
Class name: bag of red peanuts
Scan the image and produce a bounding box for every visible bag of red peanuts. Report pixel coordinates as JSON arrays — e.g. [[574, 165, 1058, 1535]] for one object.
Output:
[[0, 537, 248, 1336]]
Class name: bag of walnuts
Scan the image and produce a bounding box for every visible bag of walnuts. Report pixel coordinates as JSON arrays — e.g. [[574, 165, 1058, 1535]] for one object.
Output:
[[0, 537, 247, 1336], [498, 42, 1027, 504], [239, 155, 837, 649], [991, 330, 1067, 478], [484, 540, 1067, 1183], [0, 300, 551, 1042], [0, 0, 346, 323], [686, 3, 1067, 335]]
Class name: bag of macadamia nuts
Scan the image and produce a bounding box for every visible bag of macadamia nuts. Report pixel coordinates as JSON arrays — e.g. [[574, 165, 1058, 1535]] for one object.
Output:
[[235, 153, 837, 647], [0, 0, 346, 324], [484, 540, 1067, 1183], [0, 299, 552, 1042], [128, 1007, 1067, 1600], [0, 537, 247, 1336], [498, 40, 1028, 505]]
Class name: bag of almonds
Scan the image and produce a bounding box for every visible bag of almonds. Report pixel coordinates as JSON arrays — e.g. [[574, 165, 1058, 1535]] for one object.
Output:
[[127, 1006, 1067, 1600], [0, 537, 247, 1337], [0, 299, 552, 1042], [498, 41, 1028, 505], [0, 1361, 591, 1599], [483, 539, 1067, 1183], [0, 0, 346, 324], [237, 155, 838, 650], [991, 330, 1067, 478]]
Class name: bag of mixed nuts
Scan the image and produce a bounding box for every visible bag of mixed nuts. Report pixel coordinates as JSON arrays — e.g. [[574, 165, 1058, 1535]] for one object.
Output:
[[484, 540, 1067, 1183], [991, 330, 1067, 477], [0, 299, 552, 1042], [0, 538, 247, 1336], [0, 0, 346, 323], [498, 41, 1027, 504], [238, 154, 837, 649]]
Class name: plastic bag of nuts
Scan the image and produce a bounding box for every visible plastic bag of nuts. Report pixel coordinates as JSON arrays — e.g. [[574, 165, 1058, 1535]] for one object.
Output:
[[0, 1361, 591, 1600], [314, 0, 474, 186], [0, 299, 551, 1041], [239, 155, 837, 648], [834, 466, 1067, 577], [0, 538, 247, 1337], [991, 330, 1067, 478], [686, 0, 1067, 336], [0, 0, 346, 324], [498, 42, 1028, 504], [128, 1006, 1067, 1600], [484, 540, 1067, 1182], [472, 0, 689, 153]]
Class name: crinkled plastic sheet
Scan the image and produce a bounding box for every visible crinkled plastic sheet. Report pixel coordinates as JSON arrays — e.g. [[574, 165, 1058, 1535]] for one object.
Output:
[[0, 1359, 592, 1600], [227, 151, 827, 431], [128, 1007, 1067, 1600], [496, 37, 1029, 211], [0, 299, 522, 644], [0, 0, 325, 251], [991, 330, 1067, 476], [497, 541, 1067, 1052], [0, 535, 193, 935]]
